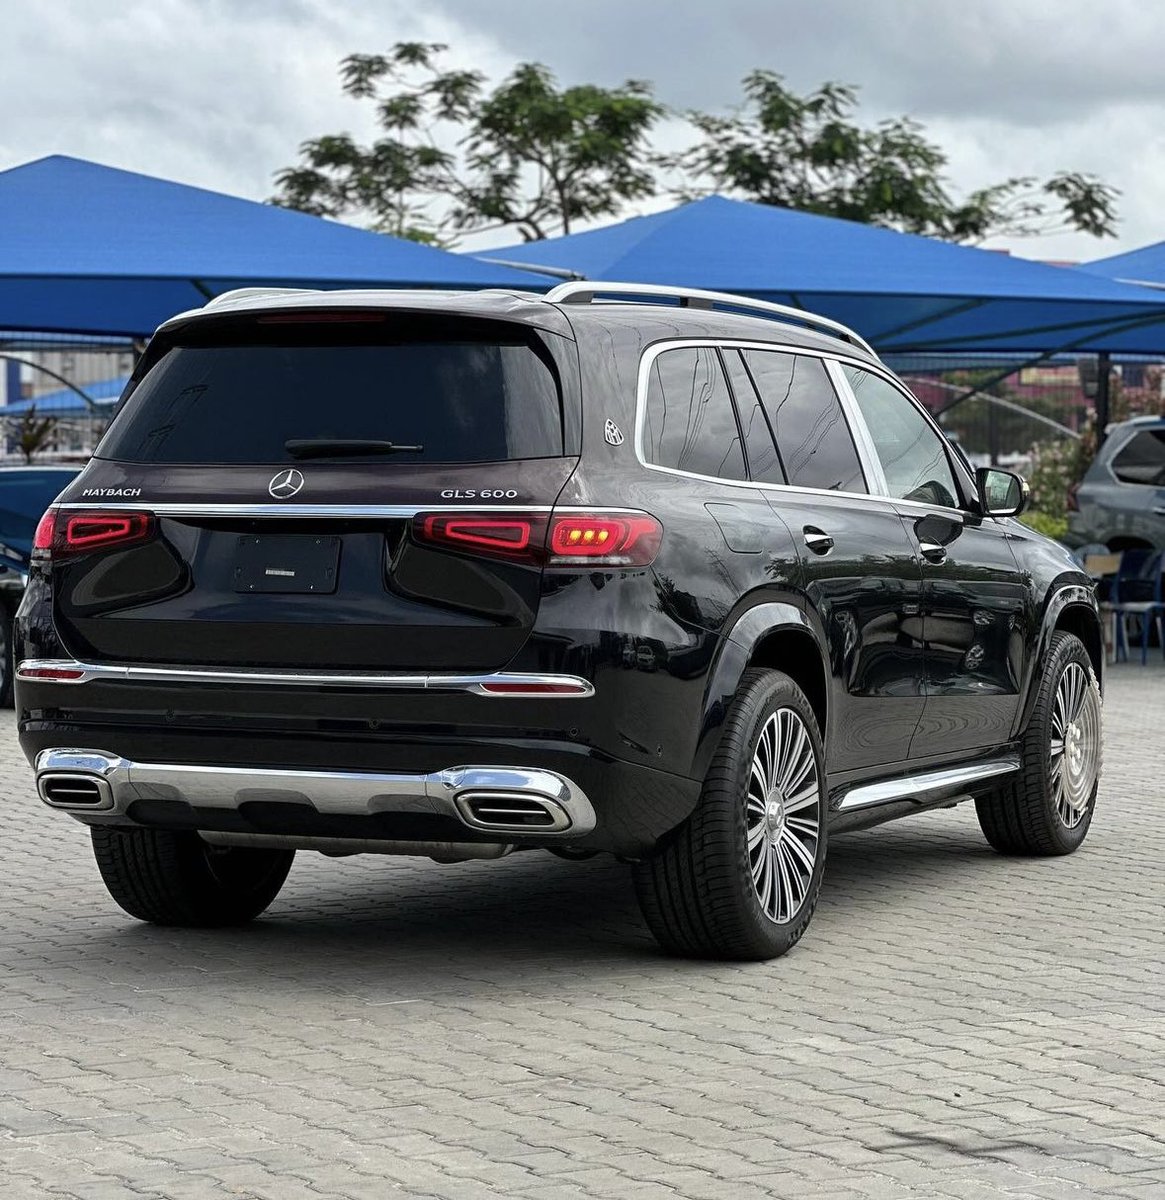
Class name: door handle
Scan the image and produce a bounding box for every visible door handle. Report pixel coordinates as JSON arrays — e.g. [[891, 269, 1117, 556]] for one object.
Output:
[[1153, 506, 1165, 517], [803, 527, 834, 555], [918, 540, 948, 564]]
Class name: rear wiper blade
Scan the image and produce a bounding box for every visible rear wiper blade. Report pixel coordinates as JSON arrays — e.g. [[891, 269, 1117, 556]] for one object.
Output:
[[284, 438, 424, 459]]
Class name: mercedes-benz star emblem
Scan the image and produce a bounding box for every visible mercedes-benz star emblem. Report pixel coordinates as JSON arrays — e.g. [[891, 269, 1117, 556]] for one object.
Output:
[[268, 468, 305, 499]]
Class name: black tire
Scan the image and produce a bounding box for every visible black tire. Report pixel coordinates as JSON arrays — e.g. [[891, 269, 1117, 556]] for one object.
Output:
[[975, 631, 1101, 856], [633, 669, 827, 961], [90, 827, 294, 926], [0, 603, 13, 708]]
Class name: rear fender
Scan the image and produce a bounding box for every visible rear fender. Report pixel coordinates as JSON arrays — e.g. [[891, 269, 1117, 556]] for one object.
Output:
[[691, 602, 827, 782]]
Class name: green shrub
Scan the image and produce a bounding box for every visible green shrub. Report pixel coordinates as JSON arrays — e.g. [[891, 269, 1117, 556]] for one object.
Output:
[[1019, 511, 1069, 541]]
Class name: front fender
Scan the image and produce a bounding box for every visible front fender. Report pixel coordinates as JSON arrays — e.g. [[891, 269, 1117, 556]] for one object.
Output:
[[690, 601, 824, 782]]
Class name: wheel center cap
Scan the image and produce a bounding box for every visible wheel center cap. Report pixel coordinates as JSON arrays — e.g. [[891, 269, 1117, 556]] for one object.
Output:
[[1066, 723, 1083, 767], [765, 794, 785, 834]]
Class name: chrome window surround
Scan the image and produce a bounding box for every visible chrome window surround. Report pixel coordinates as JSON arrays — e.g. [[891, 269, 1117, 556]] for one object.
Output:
[[632, 337, 979, 516], [17, 660, 595, 696]]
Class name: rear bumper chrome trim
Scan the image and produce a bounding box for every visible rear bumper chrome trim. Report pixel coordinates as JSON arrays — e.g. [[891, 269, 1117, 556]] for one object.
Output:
[[838, 757, 1021, 811], [17, 659, 593, 697], [34, 750, 597, 837]]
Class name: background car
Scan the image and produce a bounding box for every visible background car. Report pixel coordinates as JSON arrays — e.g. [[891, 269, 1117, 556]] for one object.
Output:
[[1069, 415, 1165, 550], [0, 464, 81, 704]]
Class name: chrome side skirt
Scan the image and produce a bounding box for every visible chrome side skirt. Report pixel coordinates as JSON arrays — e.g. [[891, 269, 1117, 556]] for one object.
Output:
[[837, 757, 1021, 812], [17, 659, 593, 697]]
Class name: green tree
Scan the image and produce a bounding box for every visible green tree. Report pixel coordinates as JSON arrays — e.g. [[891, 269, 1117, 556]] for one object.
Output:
[[14, 406, 58, 464], [272, 43, 663, 243], [674, 71, 1118, 242]]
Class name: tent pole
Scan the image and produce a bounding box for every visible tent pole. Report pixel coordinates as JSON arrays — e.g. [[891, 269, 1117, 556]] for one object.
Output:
[[935, 349, 1056, 417], [1095, 353, 1111, 445]]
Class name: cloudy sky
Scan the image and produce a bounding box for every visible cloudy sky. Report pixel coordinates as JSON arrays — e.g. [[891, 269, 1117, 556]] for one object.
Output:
[[3, 0, 1164, 262]]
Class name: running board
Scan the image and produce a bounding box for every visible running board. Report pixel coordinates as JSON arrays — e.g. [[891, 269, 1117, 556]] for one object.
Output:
[[837, 757, 1021, 812]]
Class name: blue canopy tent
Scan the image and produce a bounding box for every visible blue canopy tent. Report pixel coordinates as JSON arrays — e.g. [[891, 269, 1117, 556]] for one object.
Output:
[[481, 195, 1165, 356], [2, 376, 126, 417], [1079, 241, 1165, 289], [0, 156, 546, 337]]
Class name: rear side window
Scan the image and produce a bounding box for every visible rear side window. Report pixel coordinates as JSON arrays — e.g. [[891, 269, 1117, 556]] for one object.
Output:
[[642, 347, 747, 481], [1111, 429, 1165, 485], [98, 320, 566, 465], [741, 350, 866, 493], [721, 350, 786, 485]]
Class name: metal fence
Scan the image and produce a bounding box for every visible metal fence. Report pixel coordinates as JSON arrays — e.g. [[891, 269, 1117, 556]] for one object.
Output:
[[0, 331, 135, 461], [4, 335, 1165, 475], [883, 352, 1165, 471]]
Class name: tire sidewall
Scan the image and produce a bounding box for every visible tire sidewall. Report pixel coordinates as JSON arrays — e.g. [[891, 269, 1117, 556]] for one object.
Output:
[[1030, 634, 1101, 852], [723, 672, 828, 956]]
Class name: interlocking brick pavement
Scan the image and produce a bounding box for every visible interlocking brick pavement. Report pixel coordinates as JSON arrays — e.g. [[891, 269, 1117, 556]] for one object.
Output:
[[1, 664, 1162, 1199]]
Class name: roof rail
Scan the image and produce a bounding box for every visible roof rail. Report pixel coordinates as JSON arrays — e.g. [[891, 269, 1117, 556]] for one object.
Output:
[[202, 287, 314, 311], [544, 281, 877, 357]]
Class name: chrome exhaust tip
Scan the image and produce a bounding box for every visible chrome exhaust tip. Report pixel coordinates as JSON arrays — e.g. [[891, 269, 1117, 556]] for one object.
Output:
[[455, 791, 573, 833], [38, 773, 114, 810]]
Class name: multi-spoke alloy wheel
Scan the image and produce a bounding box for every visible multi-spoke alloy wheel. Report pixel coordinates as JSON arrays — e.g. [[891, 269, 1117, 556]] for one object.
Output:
[[746, 709, 821, 924], [633, 669, 827, 961], [976, 631, 1101, 856], [1049, 661, 1101, 830]]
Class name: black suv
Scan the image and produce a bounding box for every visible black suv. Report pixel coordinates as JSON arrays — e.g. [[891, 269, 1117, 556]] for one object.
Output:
[[16, 283, 1104, 961]]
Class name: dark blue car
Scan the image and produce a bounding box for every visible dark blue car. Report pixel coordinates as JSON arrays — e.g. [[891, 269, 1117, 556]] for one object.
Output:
[[0, 466, 80, 704]]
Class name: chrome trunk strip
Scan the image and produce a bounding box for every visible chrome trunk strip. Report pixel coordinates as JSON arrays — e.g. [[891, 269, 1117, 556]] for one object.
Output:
[[17, 659, 594, 697]]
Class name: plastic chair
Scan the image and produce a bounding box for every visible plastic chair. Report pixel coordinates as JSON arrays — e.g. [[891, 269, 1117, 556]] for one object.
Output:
[[1109, 550, 1164, 664]]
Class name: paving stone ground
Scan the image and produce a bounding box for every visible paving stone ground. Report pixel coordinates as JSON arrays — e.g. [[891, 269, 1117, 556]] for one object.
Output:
[[1, 664, 1162, 1199]]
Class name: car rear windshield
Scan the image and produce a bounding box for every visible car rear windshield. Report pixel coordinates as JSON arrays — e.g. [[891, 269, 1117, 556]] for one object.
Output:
[[97, 317, 567, 465]]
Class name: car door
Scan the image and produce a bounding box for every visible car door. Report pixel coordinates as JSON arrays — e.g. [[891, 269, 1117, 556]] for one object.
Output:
[[727, 347, 928, 773], [1105, 426, 1165, 546], [839, 364, 1029, 758]]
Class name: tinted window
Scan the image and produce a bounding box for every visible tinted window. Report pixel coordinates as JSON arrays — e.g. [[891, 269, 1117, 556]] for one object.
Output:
[[642, 347, 747, 481], [721, 350, 786, 484], [99, 329, 564, 465], [742, 351, 865, 492], [1112, 429, 1165, 486], [844, 367, 959, 508]]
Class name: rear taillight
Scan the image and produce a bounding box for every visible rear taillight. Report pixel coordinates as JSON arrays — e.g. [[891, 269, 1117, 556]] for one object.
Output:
[[419, 514, 541, 559], [1066, 483, 1080, 513], [32, 508, 155, 559], [548, 515, 662, 566], [413, 510, 662, 567], [33, 510, 55, 552]]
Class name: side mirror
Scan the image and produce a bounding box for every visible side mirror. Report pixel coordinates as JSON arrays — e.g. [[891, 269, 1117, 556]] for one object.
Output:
[[976, 467, 1028, 517]]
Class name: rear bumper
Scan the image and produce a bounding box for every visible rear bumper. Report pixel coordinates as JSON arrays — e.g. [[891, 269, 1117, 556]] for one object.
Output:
[[18, 667, 702, 855], [36, 749, 594, 841]]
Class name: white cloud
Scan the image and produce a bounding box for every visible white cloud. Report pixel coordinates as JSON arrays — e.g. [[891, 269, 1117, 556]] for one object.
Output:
[[2, 0, 1165, 261]]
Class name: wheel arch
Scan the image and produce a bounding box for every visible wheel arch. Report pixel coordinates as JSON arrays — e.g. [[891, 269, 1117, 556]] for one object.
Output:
[[692, 602, 829, 781], [1015, 583, 1104, 738]]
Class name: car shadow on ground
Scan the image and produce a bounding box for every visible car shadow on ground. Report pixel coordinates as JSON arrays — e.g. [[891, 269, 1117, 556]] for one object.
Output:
[[62, 813, 1014, 991]]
